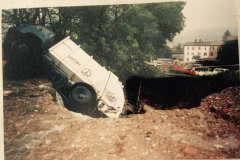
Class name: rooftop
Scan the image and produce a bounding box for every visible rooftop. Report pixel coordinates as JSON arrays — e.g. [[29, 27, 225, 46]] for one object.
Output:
[[184, 41, 224, 46], [172, 49, 183, 54]]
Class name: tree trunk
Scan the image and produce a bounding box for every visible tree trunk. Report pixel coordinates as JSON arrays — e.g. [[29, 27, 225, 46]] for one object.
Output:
[[47, 9, 52, 24], [58, 8, 61, 22], [13, 9, 20, 26], [38, 9, 41, 25], [23, 9, 29, 24], [69, 20, 72, 36], [58, 8, 63, 34], [41, 8, 46, 26], [32, 8, 39, 24], [19, 9, 24, 25]]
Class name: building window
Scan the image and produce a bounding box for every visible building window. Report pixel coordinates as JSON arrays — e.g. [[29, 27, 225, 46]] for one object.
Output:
[[204, 53, 207, 56], [192, 53, 194, 55], [187, 52, 189, 55], [198, 52, 201, 56], [210, 47, 215, 50], [205, 47, 206, 50], [187, 58, 189, 61], [188, 47, 189, 50], [210, 52, 213, 56], [192, 47, 194, 50], [198, 47, 201, 50]]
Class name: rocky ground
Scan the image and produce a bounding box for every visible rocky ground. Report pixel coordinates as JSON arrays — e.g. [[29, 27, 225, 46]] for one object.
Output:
[[3, 78, 240, 159]]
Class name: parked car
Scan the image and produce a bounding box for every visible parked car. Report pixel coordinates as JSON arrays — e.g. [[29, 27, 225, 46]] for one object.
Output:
[[192, 67, 214, 76], [192, 67, 229, 76], [169, 65, 195, 75], [213, 68, 229, 74]]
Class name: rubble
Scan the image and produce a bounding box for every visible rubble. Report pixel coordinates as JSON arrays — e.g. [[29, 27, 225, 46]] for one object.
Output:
[[199, 86, 240, 126], [184, 146, 198, 156]]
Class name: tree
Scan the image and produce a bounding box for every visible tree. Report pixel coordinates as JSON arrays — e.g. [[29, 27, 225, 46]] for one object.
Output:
[[217, 40, 239, 65], [173, 44, 182, 50], [2, 3, 186, 81], [222, 30, 232, 42]]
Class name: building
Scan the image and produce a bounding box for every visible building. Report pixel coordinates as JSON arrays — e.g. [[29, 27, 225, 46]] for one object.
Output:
[[183, 39, 224, 63], [172, 49, 183, 61]]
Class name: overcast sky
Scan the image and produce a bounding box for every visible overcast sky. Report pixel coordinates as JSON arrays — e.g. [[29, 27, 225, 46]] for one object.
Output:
[[182, 0, 237, 31], [170, 0, 238, 44]]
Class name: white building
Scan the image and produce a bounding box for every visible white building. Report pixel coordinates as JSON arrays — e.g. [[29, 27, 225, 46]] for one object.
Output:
[[183, 40, 224, 63]]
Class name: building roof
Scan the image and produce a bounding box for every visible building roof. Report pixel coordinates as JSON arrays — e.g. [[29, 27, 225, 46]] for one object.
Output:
[[184, 41, 224, 46], [172, 49, 183, 54]]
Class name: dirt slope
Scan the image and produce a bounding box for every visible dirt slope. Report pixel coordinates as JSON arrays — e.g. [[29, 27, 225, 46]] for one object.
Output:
[[3, 78, 240, 159]]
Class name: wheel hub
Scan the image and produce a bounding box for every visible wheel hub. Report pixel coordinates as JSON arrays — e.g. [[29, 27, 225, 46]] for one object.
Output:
[[78, 92, 87, 100], [75, 87, 89, 102]]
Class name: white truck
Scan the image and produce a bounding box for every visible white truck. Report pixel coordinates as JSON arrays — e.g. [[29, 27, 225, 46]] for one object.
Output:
[[3, 25, 125, 118], [45, 37, 125, 117]]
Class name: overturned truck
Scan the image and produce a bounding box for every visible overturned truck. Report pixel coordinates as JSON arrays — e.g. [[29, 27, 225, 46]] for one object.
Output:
[[3, 25, 125, 118]]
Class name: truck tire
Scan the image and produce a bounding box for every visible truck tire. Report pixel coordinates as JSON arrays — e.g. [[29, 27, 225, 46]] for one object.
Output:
[[68, 83, 97, 113]]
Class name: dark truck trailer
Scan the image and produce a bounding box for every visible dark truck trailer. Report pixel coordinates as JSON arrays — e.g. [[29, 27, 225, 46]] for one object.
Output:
[[3, 25, 55, 78]]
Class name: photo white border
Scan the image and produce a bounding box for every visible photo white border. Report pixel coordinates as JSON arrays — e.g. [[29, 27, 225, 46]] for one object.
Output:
[[0, 0, 239, 160]]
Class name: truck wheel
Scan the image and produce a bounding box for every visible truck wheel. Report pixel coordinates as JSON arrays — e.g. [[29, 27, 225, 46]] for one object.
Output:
[[68, 83, 97, 112]]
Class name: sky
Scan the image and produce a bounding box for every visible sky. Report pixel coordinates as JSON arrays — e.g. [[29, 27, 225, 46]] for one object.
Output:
[[183, 0, 237, 31], [1, 0, 238, 45], [170, 0, 238, 45]]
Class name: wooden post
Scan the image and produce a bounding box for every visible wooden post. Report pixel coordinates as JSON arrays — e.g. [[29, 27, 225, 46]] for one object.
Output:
[[136, 81, 142, 105]]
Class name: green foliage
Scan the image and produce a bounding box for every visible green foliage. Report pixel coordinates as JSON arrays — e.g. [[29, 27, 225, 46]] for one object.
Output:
[[217, 40, 239, 65], [2, 2, 186, 82], [173, 44, 182, 50], [222, 30, 231, 41]]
